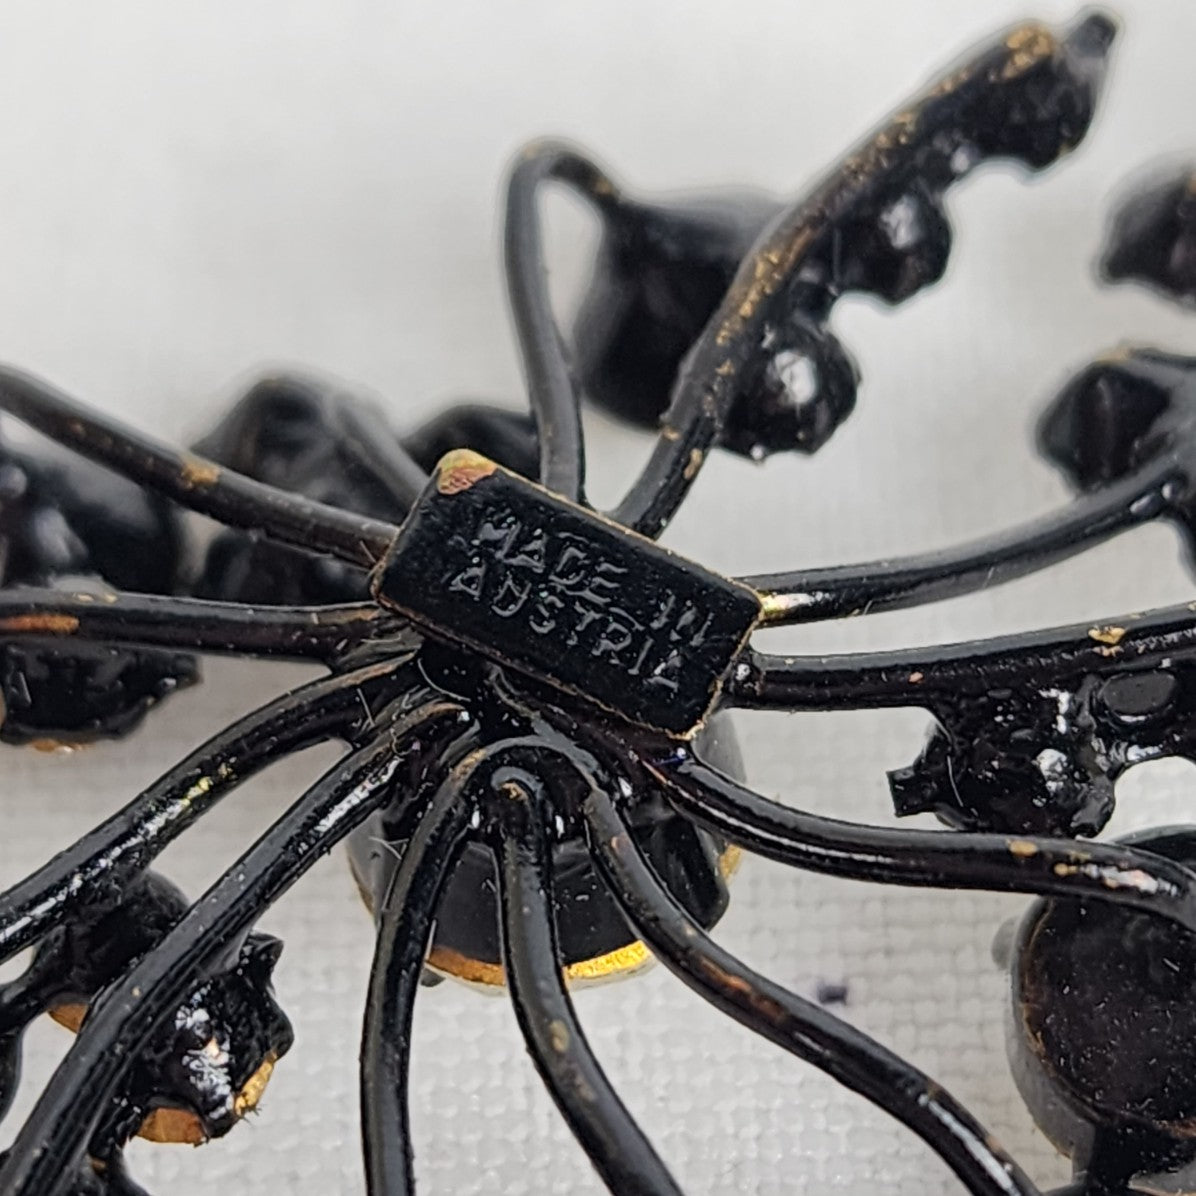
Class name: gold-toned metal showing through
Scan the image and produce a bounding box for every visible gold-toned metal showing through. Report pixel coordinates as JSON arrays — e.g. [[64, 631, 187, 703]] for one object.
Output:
[[48, 1005, 279, 1145], [423, 844, 743, 991]]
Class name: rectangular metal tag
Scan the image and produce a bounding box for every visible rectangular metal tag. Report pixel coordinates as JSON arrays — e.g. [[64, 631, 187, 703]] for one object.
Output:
[[370, 451, 760, 736]]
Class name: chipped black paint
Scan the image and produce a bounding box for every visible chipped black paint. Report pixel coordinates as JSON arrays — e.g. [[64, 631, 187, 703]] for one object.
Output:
[[0, 871, 290, 1175], [1, 10, 1195, 1196], [371, 454, 760, 735]]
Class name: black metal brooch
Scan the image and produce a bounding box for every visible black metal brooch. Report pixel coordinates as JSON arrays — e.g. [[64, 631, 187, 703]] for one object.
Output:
[[3, 9, 1196, 1195]]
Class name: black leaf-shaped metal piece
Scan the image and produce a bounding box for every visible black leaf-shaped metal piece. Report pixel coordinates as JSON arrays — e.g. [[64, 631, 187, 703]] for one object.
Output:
[[0, 430, 195, 744], [1103, 163, 1196, 305], [1041, 347, 1196, 564]]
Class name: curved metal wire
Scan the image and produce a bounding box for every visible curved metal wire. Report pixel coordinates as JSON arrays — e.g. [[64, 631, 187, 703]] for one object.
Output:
[[581, 775, 1042, 1196], [0, 700, 461, 1196], [504, 142, 622, 501], [0, 654, 417, 964], [0, 366, 399, 568], [639, 752, 1196, 931], [742, 457, 1177, 625], [0, 357, 1187, 1194], [0, 587, 400, 661], [360, 742, 480, 1196], [724, 600, 1196, 712], [609, 14, 1115, 538], [492, 765, 681, 1196], [0, 13, 1171, 1195]]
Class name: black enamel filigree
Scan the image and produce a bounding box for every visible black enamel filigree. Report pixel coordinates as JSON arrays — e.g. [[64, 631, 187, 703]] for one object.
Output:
[[4, 10, 1196, 1196]]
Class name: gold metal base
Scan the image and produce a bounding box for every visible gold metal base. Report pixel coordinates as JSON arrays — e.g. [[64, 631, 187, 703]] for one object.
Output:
[[48, 1004, 277, 1145], [353, 843, 742, 993]]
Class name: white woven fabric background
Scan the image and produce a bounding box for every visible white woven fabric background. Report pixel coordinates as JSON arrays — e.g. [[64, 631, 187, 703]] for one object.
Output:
[[1, 1, 1196, 1192]]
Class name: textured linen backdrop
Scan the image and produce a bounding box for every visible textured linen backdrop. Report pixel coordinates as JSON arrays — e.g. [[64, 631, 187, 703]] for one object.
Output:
[[1, 1, 1194, 1192]]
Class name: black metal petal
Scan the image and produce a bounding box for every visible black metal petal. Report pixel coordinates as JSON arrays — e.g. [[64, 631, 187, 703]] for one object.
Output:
[[1039, 347, 1196, 561], [0, 431, 196, 743], [890, 655, 1196, 837], [192, 375, 407, 604], [889, 679, 1118, 836], [1102, 163, 1196, 305]]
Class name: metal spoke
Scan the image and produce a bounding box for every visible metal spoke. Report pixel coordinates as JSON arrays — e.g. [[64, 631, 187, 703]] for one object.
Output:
[[583, 780, 1041, 1196], [724, 601, 1196, 712], [0, 366, 398, 569], [0, 701, 461, 1196], [0, 588, 399, 661], [643, 752, 1196, 933], [743, 460, 1175, 625], [359, 749, 480, 1196], [0, 655, 417, 964], [494, 768, 681, 1196], [505, 142, 620, 501]]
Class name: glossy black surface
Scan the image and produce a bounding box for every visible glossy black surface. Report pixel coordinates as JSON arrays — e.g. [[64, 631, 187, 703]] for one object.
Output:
[[0, 869, 290, 1173], [372, 454, 760, 735], [1103, 163, 1196, 305], [0, 429, 195, 743], [1009, 827, 1196, 1193], [0, 9, 1193, 1196], [572, 189, 788, 433], [609, 11, 1116, 537], [1041, 347, 1196, 557], [194, 384, 543, 607], [733, 602, 1196, 838], [192, 374, 422, 605], [348, 705, 744, 983], [574, 12, 1114, 478]]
